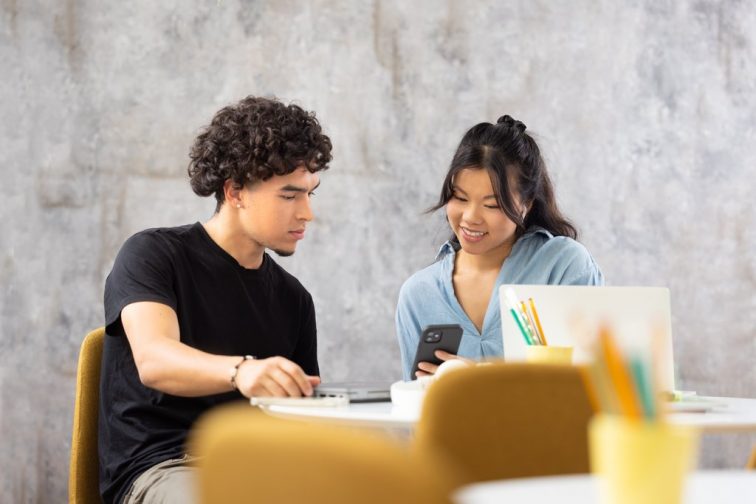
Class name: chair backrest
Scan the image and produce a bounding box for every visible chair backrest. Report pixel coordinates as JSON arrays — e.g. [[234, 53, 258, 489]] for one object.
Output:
[[413, 362, 595, 485], [190, 404, 460, 504], [69, 327, 105, 504]]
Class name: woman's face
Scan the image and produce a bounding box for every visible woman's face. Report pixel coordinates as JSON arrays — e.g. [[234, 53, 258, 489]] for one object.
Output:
[[446, 168, 522, 259]]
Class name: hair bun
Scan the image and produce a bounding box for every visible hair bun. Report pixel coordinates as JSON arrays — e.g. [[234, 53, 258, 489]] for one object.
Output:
[[496, 114, 527, 133]]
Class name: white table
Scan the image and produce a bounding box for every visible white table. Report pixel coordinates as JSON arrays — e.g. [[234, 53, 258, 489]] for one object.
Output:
[[261, 396, 756, 433], [261, 401, 418, 429], [453, 471, 756, 504], [665, 396, 756, 433]]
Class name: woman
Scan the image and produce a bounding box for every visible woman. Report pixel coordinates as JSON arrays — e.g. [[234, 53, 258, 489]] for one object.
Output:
[[396, 115, 603, 380]]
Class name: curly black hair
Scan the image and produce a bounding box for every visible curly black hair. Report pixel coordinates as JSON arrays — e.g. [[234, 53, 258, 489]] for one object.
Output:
[[188, 96, 332, 211]]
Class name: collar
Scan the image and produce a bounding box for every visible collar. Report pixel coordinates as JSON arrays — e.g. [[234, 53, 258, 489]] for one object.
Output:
[[434, 240, 459, 262]]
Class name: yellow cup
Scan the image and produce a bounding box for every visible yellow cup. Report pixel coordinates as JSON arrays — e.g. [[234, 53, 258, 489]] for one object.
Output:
[[525, 345, 573, 364], [589, 414, 699, 504]]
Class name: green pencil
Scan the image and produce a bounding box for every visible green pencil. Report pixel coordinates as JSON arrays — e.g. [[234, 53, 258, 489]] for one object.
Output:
[[504, 288, 533, 345], [509, 308, 533, 345], [629, 356, 656, 419]]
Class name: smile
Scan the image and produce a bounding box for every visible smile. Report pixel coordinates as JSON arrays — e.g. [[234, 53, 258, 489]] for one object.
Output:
[[460, 226, 487, 240]]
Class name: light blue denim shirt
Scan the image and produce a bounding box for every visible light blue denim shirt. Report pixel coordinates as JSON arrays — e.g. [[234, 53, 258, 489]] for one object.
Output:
[[395, 227, 604, 380]]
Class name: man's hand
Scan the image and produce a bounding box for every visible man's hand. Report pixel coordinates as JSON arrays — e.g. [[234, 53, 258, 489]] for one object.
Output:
[[415, 350, 473, 378], [235, 356, 321, 398]]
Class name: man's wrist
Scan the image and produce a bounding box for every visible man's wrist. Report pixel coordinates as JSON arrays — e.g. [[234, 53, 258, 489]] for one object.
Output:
[[229, 355, 255, 390]]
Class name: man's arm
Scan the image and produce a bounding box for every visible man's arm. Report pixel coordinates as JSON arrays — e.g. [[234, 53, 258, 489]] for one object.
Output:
[[122, 301, 318, 398]]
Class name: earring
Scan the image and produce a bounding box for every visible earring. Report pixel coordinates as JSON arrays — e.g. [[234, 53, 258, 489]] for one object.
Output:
[[236, 203, 241, 209]]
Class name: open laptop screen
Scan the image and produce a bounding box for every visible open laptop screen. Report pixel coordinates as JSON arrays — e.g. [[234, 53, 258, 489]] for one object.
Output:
[[499, 285, 675, 391]]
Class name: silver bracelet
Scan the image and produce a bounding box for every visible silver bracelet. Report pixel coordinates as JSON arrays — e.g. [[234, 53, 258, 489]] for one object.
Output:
[[230, 355, 255, 390]]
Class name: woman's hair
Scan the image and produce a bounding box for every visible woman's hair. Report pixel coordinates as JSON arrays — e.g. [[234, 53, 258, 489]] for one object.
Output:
[[188, 96, 333, 211], [431, 114, 577, 240]]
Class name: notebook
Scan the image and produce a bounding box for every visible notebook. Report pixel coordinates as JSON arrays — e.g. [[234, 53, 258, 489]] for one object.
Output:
[[499, 285, 676, 391], [314, 381, 393, 403]]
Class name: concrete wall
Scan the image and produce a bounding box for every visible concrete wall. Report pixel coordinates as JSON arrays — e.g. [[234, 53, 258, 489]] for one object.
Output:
[[1, 0, 754, 501]]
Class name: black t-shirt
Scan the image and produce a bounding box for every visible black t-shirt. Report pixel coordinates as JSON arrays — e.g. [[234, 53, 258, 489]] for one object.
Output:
[[98, 223, 318, 504]]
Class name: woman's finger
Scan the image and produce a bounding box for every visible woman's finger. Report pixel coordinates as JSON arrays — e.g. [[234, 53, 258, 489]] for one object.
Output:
[[435, 350, 457, 361], [417, 361, 439, 374]]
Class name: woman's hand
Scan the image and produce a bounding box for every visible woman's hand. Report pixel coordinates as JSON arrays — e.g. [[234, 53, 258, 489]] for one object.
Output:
[[415, 350, 474, 378]]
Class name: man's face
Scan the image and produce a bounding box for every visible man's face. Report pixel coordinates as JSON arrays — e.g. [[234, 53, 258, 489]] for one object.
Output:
[[237, 166, 320, 256]]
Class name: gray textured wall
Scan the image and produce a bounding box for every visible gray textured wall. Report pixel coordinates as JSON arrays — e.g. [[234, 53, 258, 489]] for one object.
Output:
[[2, 0, 755, 501]]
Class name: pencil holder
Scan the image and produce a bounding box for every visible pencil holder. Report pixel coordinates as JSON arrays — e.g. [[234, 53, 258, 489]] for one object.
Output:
[[524, 345, 573, 365], [589, 414, 699, 504]]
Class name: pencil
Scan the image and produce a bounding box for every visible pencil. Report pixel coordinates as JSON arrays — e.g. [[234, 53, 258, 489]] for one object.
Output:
[[509, 308, 533, 345], [504, 289, 533, 345], [528, 298, 548, 345], [629, 357, 656, 420], [520, 301, 541, 345], [592, 355, 621, 414], [600, 326, 642, 419], [578, 364, 603, 413]]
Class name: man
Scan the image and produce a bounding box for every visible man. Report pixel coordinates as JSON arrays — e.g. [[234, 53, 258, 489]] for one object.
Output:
[[99, 96, 333, 504]]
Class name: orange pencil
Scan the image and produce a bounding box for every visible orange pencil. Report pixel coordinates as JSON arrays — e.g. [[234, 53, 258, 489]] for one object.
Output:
[[593, 354, 621, 414], [528, 298, 548, 345], [599, 326, 642, 419], [578, 365, 602, 413]]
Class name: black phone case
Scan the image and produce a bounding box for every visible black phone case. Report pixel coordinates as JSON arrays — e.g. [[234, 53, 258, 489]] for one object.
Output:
[[410, 324, 463, 379]]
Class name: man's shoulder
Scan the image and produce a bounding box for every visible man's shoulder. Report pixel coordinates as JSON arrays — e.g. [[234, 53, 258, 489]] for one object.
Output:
[[119, 223, 199, 257], [125, 223, 198, 245], [265, 255, 311, 297]]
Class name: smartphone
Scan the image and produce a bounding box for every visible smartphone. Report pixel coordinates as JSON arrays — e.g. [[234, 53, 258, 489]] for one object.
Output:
[[410, 324, 463, 379]]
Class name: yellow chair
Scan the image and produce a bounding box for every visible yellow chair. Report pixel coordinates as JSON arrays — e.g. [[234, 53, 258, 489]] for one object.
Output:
[[190, 404, 460, 504], [413, 362, 595, 485], [69, 327, 105, 504], [748, 445, 756, 470]]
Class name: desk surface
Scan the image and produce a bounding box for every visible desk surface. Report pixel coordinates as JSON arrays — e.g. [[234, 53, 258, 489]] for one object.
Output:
[[664, 396, 756, 432], [262, 401, 418, 429], [261, 396, 756, 432], [453, 471, 756, 504]]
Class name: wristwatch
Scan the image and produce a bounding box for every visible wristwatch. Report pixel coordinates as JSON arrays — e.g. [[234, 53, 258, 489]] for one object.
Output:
[[230, 355, 255, 390]]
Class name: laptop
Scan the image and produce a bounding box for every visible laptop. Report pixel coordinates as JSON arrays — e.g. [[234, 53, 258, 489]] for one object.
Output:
[[499, 285, 676, 391], [314, 381, 393, 403]]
